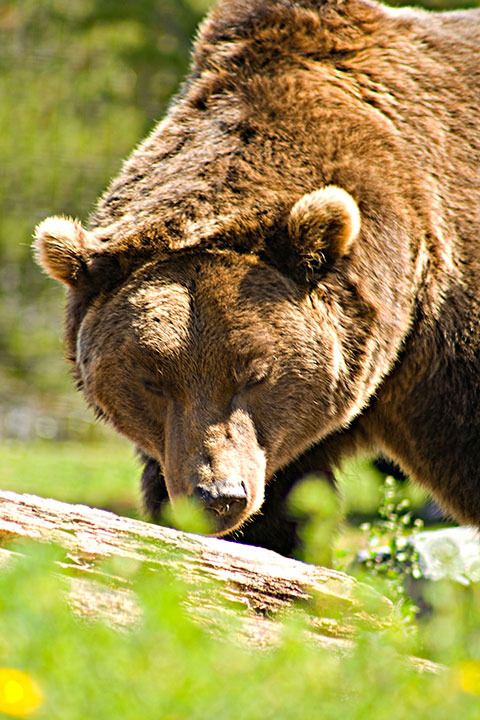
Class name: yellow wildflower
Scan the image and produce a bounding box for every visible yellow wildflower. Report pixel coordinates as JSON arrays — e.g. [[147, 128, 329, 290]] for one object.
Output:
[[0, 668, 43, 717], [455, 660, 480, 695]]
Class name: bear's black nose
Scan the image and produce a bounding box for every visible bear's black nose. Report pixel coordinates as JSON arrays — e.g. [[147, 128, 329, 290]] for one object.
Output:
[[193, 481, 247, 520]]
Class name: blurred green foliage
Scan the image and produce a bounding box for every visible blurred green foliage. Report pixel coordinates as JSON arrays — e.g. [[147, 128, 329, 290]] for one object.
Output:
[[288, 476, 340, 567], [1, 539, 480, 719]]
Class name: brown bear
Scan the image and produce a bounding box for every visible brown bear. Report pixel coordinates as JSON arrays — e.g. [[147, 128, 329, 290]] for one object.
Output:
[[34, 0, 480, 555]]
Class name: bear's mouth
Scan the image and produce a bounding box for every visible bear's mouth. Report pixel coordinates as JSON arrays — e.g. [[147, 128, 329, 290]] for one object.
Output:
[[193, 481, 249, 535], [204, 505, 248, 535]]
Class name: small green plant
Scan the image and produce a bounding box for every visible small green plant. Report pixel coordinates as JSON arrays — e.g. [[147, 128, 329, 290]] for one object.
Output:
[[357, 475, 424, 618]]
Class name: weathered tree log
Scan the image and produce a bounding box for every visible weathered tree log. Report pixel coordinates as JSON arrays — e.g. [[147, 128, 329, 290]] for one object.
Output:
[[0, 490, 439, 672]]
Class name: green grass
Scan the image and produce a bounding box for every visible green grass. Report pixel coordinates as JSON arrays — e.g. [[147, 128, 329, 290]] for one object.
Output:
[[0, 439, 140, 516]]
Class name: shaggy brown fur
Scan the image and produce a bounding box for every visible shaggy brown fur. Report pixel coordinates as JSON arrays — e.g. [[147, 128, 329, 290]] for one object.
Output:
[[35, 0, 480, 553]]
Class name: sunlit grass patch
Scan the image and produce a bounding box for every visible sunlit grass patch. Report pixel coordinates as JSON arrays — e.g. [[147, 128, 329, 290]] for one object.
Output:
[[0, 439, 139, 516]]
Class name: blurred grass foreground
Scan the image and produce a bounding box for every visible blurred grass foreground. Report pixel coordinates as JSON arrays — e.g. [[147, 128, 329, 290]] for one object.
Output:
[[1, 1, 480, 718], [1, 535, 480, 720]]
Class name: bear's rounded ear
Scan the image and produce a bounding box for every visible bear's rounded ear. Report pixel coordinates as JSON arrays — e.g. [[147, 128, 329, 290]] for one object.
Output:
[[288, 186, 360, 276], [33, 216, 100, 288]]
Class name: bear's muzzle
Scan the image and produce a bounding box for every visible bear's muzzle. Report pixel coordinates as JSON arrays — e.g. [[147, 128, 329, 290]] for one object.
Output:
[[193, 480, 248, 532]]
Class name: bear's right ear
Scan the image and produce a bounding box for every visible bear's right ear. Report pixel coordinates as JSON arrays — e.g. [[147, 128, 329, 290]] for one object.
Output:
[[33, 216, 102, 289], [288, 186, 360, 279]]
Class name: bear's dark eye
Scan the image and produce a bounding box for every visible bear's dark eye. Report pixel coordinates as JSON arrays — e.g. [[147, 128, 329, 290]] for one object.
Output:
[[243, 375, 267, 392], [142, 379, 166, 399], [232, 357, 273, 396], [241, 368, 270, 393]]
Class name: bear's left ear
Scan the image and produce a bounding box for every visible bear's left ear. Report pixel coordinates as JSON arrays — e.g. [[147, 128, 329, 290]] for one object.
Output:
[[288, 186, 360, 277]]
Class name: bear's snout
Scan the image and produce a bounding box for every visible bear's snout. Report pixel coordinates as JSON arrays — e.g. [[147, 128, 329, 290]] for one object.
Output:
[[193, 480, 247, 531]]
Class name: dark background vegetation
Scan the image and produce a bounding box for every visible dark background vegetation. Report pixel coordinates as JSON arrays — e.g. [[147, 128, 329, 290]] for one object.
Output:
[[0, 0, 477, 515]]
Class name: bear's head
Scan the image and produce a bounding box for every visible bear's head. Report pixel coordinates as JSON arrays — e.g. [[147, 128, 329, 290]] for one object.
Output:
[[34, 187, 362, 534]]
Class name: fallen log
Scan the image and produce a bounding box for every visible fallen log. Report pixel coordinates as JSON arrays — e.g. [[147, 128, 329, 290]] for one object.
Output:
[[0, 490, 439, 672]]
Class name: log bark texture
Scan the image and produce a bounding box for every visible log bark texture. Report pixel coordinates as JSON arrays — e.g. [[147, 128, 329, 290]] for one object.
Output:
[[0, 490, 439, 672]]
